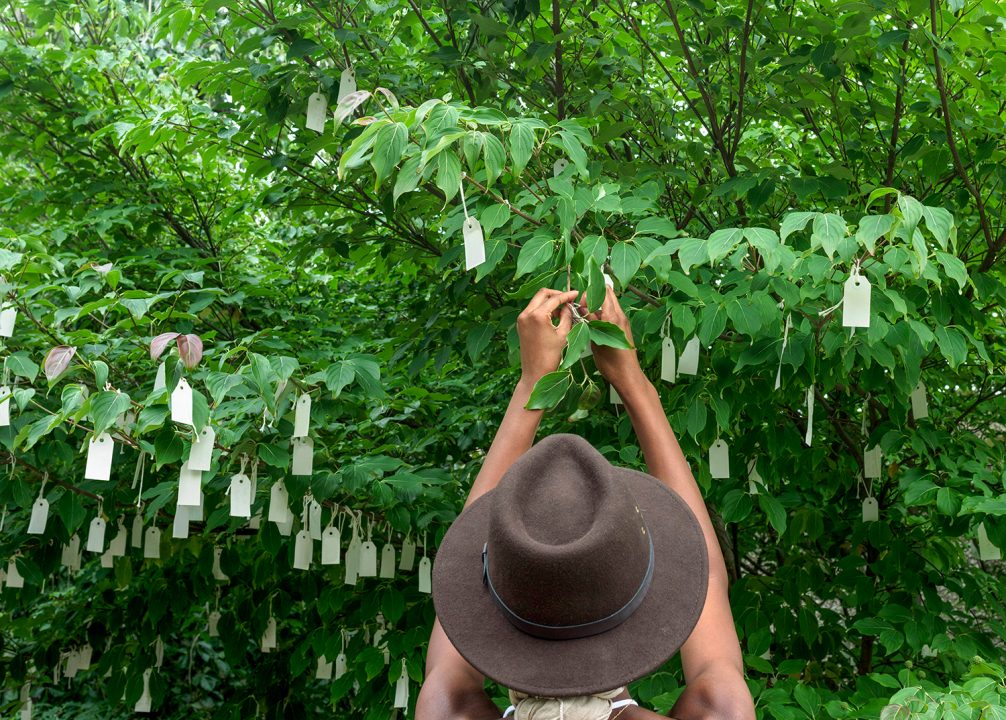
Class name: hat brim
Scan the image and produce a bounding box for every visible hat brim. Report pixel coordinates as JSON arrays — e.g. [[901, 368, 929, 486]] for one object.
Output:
[[432, 468, 709, 697]]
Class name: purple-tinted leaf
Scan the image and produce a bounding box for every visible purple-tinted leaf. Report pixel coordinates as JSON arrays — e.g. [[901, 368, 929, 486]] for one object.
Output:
[[44, 345, 77, 381], [374, 87, 399, 110], [150, 332, 179, 361], [334, 90, 371, 125], [176, 334, 203, 369]]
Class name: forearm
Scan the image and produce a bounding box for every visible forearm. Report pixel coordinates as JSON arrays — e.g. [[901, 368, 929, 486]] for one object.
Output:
[[464, 378, 542, 508]]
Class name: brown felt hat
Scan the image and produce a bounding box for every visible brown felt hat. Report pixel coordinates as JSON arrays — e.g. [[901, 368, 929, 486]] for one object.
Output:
[[432, 433, 709, 697]]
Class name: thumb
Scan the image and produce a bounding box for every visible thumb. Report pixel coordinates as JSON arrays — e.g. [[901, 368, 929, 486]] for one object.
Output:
[[557, 303, 575, 336]]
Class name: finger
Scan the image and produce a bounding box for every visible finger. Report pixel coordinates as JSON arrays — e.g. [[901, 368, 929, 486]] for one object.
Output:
[[525, 287, 563, 314], [556, 303, 574, 335], [535, 289, 581, 319], [600, 285, 622, 319]]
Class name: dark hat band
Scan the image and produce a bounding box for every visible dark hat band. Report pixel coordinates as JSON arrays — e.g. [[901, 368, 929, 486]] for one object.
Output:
[[481, 531, 655, 641]]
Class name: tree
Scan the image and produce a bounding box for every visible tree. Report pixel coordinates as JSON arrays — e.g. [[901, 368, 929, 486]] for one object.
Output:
[[0, 0, 1003, 718]]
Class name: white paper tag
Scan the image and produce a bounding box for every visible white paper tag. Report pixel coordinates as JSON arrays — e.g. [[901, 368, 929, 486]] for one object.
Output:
[[747, 458, 762, 494], [131, 513, 144, 549], [27, 498, 49, 535], [6, 558, 24, 588], [609, 385, 621, 405], [804, 385, 814, 447], [84, 432, 114, 481], [335, 653, 348, 679], [379, 543, 396, 578], [344, 535, 361, 585], [189, 426, 215, 471], [153, 362, 166, 393], [864, 445, 882, 478], [862, 496, 879, 522], [110, 519, 127, 557], [208, 611, 220, 637], [603, 271, 614, 289], [100, 548, 114, 567], [291, 437, 314, 476], [268, 481, 291, 524], [307, 500, 322, 541], [660, 337, 676, 383], [18, 683, 31, 720], [171, 378, 194, 426], [842, 273, 872, 328], [709, 439, 730, 478], [911, 381, 929, 420], [294, 394, 312, 438], [78, 644, 92, 670], [338, 68, 356, 102], [276, 514, 294, 537], [393, 660, 410, 709], [305, 92, 327, 132], [321, 526, 341, 565], [399, 536, 416, 571], [212, 546, 229, 582], [261, 617, 277, 651], [172, 506, 190, 539], [143, 526, 161, 559], [178, 461, 202, 506], [134, 668, 152, 713], [552, 157, 569, 177], [0, 385, 10, 426], [86, 516, 106, 553], [0, 306, 16, 337], [61, 535, 81, 568], [418, 556, 432, 594], [359, 540, 378, 577], [316, 655, 333, 680], [977, 522, 1001, 561], [293, 530, 313, 571], [229, 474, 251, 518], [463, 217, 486, 271], [678, 337, 701, 375]]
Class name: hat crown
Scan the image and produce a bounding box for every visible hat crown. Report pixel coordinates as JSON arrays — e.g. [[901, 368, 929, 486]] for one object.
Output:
[[487, 434, 651, 629]]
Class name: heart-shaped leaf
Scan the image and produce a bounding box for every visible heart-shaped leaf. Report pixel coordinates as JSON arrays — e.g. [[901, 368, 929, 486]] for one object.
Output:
[[150, 332, 179, 361]]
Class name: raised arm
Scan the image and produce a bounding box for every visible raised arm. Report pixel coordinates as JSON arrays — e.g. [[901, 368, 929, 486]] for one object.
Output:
[[586, 286, 755, 720], [417, 288, 581, 720]]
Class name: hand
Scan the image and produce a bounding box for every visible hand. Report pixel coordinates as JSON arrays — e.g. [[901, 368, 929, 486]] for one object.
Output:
[[586, 285, 645, 389], [516, 288, 581, 385]]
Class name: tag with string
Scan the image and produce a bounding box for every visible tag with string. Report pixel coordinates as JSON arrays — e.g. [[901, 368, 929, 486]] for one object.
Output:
[[418, 533, 432, 594], [399, 531, 416, 571], [338, 66, 356, 102], [190, 425, 215, 472], [18, 682, 31, 720], [292, 437, 314, 476], [0, 304, 16, 337], [335, 632, 348, 679], [173, 505, 191, 540], [170, 378, 194, 426], [804, 385, 815, 447], [306, 89, 328, 133], [228, 454, 252, 518], [774, 312, 793, 390], [308, 496, 322, 541], [86, 500, 106, 553], [864, 445, 882, 479], [393, 658, 410, 709], [144, 526, 162, 559], [911, 381, 929, 420], [293, 498, 314, 571], [344, 514, 362, 586], [110, 518, 127, 557], [27, 474, 49, 535], [659, 315, 676, 383], [380, 527, 396, 579], [709, 439, 730, 479], [269, 480, 292, 524], [134, 668, 152, 713], [459, 177, 485, 270], [316, 654, 333, 680], [677, 337, 700, 376], [84, 432, 114, 481], [294, 393, 312, 438], [61, 535, 81, 568], [359, 517, 378, 577], [0, 383, 11, 427], [213, 546, 229, 582], [6, 556, 24, 588], [322, 511, 342, 565], [178, 460, 202, 506], [261, 616, 277, 652], [842, 261, 871, 328]]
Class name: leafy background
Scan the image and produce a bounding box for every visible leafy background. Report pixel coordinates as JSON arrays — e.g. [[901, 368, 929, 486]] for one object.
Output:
[[0, 0, 1004, 718]]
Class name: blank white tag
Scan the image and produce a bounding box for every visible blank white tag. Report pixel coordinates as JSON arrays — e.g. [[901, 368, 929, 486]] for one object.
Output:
[[609, 385, 621, 405], [308, 500, 322, 540], [380, 543, 396, 578], [293, 530, 313, 570], [0, 385, 10, 426], [0, 306, 16, 337], [172, 506, 190, 539], [110, 519, 127, 556], [131, 513, 144, 548], [393, 660, 410, 709], [864, 446, 882, 478], [153, 362, 166, 393], [359, 540, 378, 577], [344, 535, 361, 585], [804, 386, 814, 447], [212, 546, 229, 581], [78, 645, 92, 670], [862, 497, 879, 522], [842, 273, 872, 328], [552, 157, 569, 176], [399, 537, 416, 571], [911, 381, 929, 420], [321, 526, 341, 565], [178, 461, 202, 506], [261, 617, 277, 651], [294, 394, 311, 437], [86, 516, 106, 553], [747, 459, 762, 494], [276, 514, 294, 536], [603, 271, 614, 289], [135, 668, 152, 713], [189, 426, 215, 471], [27, 498, 49, 535], [660, 337, 676, 383], [338, 68, 356, 102], [977, 523, 1001, 561], [305, 92, 327, 132], [84, 433, 114, 481], [291, 437, 314, 476], [335, 653, 348, 679], [678, 337, 700, 375], [463, 217, 486, 270], [208, 611, 220, 637], [171, 378, 194, 426], [100, 548, 114, 567], [709, 439, 730, 478], [418, 557, 432, 594], [316, 655, 333, 680], [144, 527, 161, 559], [229, 474, 251, 518], [268, 481, 291, 524], [6, 558, 24, 588], [61, 535, 81, 567]]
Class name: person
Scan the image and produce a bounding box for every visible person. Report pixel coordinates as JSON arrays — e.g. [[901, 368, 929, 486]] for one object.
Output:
[[415, 286, 756, 720]]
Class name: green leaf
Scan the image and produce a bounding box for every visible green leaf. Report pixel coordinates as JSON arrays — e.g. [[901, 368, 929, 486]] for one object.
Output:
[[434, 151, 462, 202], [779, 212, 815, 243], [720, 489, 753, 523], [921, 205, 954, 250], [897, 194, 923, 232], [856, 214, 896, 254], [6, 351, 38, 382], [609, 242, 641, 288], [758, 494, 787, 534], [588, 320, 632, 349], [466, 324, 494, 362], [325, 361, 356, 398], [509, 123, 534, 176], [934, 326, 967, 368], [258, 442, 290, 469], [935, 251, 968, 291], [483, 133, 506, 188], [515, 233, 554, 277], [586, 258, 606, 312], [811, 213, 847, 259], [707, 228, 744, 264], [89, 390, 132, 435], [560, 323, 589, 370], [525, 371, 572, 410], [370, 122, 408, 187]]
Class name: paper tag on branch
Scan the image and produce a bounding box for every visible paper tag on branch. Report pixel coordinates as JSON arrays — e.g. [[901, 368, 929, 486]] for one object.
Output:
[[359, 539, 378, 577], [268, 481, 291, 524], [189, 426, 215, 471], [660, 337, 676, 383], [172, 506, 191, 540], [862, 497, 879, 522], [911, 381, 929, 420], [212, 546, 229, 582], [293, 530, 313, 571], [322, 526, 341, 565], [418, 556, 432, 594], [0, 385, 11, 427], [338, 68, 356, 102], [316, 655, 333, 680], [842, 272, 871, 328], [143, 526, 161, 559], [393, 659, 410, 709], [864, 445, 882, 479], [308, 499, 322, 541], [294, 394, 311, 438], [134, 669, 152, 713], [552, 157, 569, 177], [86, 516, 106, 553], [463, 217, 486, 271], [131, 513, 144, 549], [677, 337, 700, 376], [804, 385, 815, 447], [0, 306, 16, 337], [170, 378, 194, 426], [84, 433, 114, 481], [380, 543, 396, 579], [305, 92, 327, 133], [6, 557, 24, 588], [110, 519, 127, 557], [399, 536, 416, 572], [709, 439, 730, 478], [291, 437, 314, 476], [178, 461, 202, 506], [261, 617, 277, 651], [27, 498, 49, 535], [229, 474, 252, 518], [344, 534, 361, 586]]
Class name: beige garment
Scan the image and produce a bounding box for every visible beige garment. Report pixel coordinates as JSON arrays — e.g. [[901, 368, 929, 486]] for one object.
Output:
[[508, 686, 626, 720]]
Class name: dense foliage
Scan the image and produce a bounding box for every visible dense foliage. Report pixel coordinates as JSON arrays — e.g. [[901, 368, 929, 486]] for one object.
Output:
[[0, 0, 1004, 718]]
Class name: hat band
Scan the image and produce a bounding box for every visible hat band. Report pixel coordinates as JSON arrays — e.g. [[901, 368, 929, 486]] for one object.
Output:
[[481, 532, 655, 641]]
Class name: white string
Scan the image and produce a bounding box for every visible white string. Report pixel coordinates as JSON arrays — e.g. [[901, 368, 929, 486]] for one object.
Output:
[[135, 454, 145, 508], [774, 313, 792, 390], [459, 175, 470, 220], [661, 313, 672, 338]]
